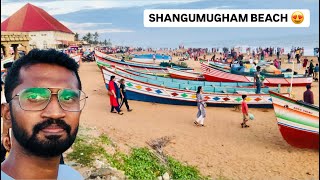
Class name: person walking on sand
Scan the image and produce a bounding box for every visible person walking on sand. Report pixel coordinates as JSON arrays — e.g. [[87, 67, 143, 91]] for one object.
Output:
[[109, 76, 123, 115], [254, 66, 262, 94], [194, 86, 207, 127], [152, 54, 156, 64], [296, 57, 302, 70], [119, 79, 132, 112], [314, 64, 319, 82], [241, 95, 250, 128], [303, 58, 308, 69], [309, 60, 314, 78]]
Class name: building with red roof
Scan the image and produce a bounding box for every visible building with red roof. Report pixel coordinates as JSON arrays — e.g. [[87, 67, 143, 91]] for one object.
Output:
[[1, 3, 75, 49]]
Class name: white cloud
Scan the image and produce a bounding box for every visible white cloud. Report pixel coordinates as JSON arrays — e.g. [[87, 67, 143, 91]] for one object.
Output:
[[207, 6, 233, 9], [1, 0, 203, 17], [60, 21, 112, 30], [75, 28, 134, 34], [59, 21, 133, 34]]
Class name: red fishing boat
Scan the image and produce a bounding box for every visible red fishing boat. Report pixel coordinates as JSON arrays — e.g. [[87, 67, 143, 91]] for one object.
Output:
[[201, 63, 312, 87], [269, 91, 319, 149]]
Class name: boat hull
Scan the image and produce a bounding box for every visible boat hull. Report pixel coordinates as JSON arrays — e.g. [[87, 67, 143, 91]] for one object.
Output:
[[95, 51, 193, 72], [167, 67, 205, 81], [101, 66, 276, 108], [278, 124, 319, 149], [169, 73, 205, 81], [270, 91, 319, 149], [201, 63, 312, 87]]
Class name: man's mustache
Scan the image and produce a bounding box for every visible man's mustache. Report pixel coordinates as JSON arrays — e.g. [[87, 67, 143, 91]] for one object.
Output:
[[33, 119, 71, 134]]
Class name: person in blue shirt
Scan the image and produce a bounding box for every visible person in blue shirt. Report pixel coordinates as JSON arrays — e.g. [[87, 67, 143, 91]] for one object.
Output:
[[314, 64, 319, 82], [1, 49, 85, 180]]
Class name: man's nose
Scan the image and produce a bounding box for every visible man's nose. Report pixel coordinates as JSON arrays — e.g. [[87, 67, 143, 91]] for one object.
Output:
[[40, 95, 66, 119]]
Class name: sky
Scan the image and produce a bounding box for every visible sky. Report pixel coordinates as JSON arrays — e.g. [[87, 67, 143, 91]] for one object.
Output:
[[1, 0, 319, 50]]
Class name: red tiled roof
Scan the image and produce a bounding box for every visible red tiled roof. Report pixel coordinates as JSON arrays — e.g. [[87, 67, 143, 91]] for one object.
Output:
[[1, 3, 73, 34]]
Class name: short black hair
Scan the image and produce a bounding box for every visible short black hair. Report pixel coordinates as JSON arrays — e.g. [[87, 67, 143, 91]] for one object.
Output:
[[256, 66, 261, 70], [3, 62, 13, 69], [110, 76, 115, 81], [196, 86, 202, 94], [306, 84, 311, 89], [242, 95, 247, 99], [4, 49, 81, 102]]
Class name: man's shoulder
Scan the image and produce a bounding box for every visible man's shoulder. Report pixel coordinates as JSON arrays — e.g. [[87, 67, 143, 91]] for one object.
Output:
[[304, 90, 311, 94], [58, 165, 83, 180], [1, 165, 83, 180], [1, 170, 14, 180]]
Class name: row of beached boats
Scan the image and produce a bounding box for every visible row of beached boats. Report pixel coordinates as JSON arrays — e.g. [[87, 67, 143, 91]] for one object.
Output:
[[94, 51, 318, 149]]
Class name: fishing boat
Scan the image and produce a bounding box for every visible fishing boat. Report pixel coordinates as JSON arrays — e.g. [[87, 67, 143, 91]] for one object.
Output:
[[167, 67, 205, 81], [269, 91, 319, 149], [95, 51, 193, 72], [201, 63, 312, 86], [210, 62, 300, 78], [101, 66, 276, 108], [118, 67, 264, 89], [112, 67, 279, 94], [95, 56, 170, 76]]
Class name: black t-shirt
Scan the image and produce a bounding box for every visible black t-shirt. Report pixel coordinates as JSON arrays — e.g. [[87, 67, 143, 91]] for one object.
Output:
[[120, 84, 126, 97]]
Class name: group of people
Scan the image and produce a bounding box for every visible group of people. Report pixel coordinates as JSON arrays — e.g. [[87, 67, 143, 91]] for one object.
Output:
[[108, 76, 132, 115], [194, 86, 251, 128], [302, 59, 319, 81]]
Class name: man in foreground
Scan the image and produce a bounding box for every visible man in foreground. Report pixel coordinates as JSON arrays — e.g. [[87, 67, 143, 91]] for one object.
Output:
[[1, 49, 87, 179]]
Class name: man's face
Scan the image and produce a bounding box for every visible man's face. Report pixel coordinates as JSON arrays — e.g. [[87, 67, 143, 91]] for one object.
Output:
[[9, 63, 81, 157]]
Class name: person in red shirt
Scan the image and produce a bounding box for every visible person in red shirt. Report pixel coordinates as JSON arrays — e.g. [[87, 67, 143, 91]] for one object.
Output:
[[303, 58, 308, 69], [241, 95, 250, 128]]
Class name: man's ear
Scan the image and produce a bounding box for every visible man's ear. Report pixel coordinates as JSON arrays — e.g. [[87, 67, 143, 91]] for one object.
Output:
[[1, 103, 12, 130]]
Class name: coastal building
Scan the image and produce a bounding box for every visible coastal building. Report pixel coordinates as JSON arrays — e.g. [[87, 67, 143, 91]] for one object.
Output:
[[1, 31, 30, 60], [1, 3, 74, 50]]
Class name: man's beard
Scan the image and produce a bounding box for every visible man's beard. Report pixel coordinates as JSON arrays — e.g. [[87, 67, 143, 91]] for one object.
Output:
[[10, 110, 78, 158]]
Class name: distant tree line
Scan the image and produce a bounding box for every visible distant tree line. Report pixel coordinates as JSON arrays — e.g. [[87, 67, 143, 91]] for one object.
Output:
[[74, 32, 112, 46]]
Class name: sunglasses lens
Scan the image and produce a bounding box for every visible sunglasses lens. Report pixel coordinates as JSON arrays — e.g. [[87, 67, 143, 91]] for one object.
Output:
[[58, 89, 86, 111], [19, 88, 51, 111]]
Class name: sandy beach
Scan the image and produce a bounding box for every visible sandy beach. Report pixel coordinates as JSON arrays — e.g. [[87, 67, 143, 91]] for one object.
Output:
[[77, 54, 319, 179]]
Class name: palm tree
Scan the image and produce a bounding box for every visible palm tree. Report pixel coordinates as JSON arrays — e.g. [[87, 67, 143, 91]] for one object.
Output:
[[74, 33, 79, 41], [86, 32, 93, 44], [82, 35, 88, 43], [93, 32, 99, 44], [107, 38, 112, 46]]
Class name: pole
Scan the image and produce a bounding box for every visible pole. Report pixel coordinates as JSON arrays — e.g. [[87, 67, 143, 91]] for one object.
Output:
[[289, 58, 294, 97]]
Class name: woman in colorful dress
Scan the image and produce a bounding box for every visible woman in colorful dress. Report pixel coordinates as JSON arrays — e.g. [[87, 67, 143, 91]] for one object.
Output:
[[194, 86, 207, 127]]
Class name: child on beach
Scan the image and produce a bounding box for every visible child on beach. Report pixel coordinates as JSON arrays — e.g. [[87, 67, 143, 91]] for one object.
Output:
[[305, 68, 309, 77], [241, 95, 250, 128]]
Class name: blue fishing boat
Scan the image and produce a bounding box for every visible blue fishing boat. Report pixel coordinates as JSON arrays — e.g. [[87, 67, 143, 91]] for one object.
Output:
[[101, 66, 278, 108]]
